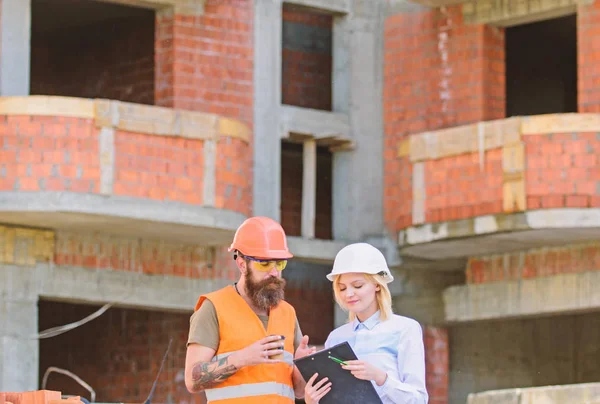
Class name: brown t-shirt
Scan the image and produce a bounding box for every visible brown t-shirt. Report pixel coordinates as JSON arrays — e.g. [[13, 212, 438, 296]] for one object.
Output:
[[187, 299, 303, 352]]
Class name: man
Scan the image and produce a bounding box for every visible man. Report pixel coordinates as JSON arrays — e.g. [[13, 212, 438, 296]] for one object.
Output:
[[185, 216, 316, 403]]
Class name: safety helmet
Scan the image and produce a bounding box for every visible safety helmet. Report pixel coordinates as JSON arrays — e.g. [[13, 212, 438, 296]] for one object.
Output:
[[326, 243, 394, 283], [228, 216, 293, 259]]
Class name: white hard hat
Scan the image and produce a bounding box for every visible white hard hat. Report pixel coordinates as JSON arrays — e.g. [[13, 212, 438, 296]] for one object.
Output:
[[326, 243, 394, 283]]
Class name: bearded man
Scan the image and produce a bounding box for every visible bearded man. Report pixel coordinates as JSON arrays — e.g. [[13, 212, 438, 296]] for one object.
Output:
[[185, 216, 316, 404]]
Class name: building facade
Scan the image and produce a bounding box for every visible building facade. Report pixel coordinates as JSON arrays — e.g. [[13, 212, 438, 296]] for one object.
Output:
[[0, 0, 599, 403]]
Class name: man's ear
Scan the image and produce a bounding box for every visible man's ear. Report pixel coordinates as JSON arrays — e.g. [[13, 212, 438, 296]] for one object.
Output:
[[236, 257, 247, 274]]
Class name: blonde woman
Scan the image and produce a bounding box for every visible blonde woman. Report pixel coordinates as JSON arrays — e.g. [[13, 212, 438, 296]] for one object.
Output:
[[303, 243, 428, 404]]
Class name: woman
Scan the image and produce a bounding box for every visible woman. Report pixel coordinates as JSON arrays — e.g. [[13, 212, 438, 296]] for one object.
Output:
[[303, 243, 428, 404]]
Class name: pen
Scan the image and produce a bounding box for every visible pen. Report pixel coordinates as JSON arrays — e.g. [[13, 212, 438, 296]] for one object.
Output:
[[328, 355, 348, 366]]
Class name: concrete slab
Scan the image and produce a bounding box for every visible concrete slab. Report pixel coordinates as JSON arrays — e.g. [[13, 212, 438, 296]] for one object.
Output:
[[399, 209, 600, 261], [0, 263, 229, 313], [444, 271, 600, 323], [0, 191, 246, 245]]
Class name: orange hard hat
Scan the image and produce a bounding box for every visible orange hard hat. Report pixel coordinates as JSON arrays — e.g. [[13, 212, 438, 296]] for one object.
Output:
[[228, 216, 293, 259]]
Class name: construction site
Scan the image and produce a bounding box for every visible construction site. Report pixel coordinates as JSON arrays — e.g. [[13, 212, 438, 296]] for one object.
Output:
[[1, 0, 600, 403]]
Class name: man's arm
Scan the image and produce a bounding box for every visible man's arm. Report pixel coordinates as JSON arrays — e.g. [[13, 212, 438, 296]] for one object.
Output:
[[185, 344, 239, 393]]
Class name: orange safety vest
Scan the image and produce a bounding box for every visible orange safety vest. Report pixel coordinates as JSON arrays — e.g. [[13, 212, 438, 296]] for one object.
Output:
[[194, 285, 297, 404]]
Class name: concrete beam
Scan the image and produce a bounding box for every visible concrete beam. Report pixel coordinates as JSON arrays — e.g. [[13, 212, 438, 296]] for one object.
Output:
[[386, 0, 429, 14], [287, 236, 347, 264], [0, 0, 31, 96], [100, 0, 206, 15], [0, 263, 229, 313], [253, 0, 283, 221], [283, 0, 351, 14], [281, 105, 351, 141], [444, 271, 600, 323], [0, 191, 246, 245], [399, 208, 600, 260]]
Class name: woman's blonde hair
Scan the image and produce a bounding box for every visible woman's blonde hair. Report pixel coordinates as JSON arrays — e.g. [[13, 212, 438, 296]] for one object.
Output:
[[332, 273, 393, 322]]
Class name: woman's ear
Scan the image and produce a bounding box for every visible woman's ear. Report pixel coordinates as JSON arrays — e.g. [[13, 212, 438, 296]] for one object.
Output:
[[375, 284, 381, 292]]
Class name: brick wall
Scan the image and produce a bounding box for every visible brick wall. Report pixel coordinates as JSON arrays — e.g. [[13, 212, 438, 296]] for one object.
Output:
[[114, 131, 204, 206], [215, 137, 252, 216], [53, 231, 239, 280], [466, 242, 600, 284], [578, 1, 600, 112], [0, 116, 100, 193], [525, 133, 600, 210], [281, 4, 333, 111], [30, 15, 155, 105], [384, 7, 505, 233], [424, 326, 449, 404], [281, 142, 303, 236], [39, 300, 204, 404], [425, 149, 503, 222], [155, 1, 254, 126], [1, 112, 252, 214]]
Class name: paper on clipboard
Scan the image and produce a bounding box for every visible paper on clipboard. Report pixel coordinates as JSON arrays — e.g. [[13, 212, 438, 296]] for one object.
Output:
[[293, 341, 383, 404]]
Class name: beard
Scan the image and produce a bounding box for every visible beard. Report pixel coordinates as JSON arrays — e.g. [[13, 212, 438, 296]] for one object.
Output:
[[245, 266, 286, 311]]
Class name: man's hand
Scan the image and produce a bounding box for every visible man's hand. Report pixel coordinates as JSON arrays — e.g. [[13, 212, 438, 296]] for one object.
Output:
[[229, 334, 286, 368], [342, 360, 388, 386], [294, 334, 317, 360]]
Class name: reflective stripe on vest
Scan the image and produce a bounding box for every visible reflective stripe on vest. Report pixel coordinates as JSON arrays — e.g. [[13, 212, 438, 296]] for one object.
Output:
[[213, 350, 295, 367], [205, 381, 295, 401]]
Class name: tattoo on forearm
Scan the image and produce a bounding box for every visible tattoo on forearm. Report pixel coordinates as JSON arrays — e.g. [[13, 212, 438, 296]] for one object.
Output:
[[191, 357, 238, 391]]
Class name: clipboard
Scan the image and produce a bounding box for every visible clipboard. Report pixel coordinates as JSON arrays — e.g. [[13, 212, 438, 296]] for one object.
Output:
[[293, 341, 383, 404]]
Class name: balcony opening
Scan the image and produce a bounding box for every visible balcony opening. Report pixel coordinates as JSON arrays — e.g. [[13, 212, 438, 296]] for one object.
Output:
[[280, 139, 333, 240], [449, 311, 600, 404], [505, 14, 577, 117], [281, 3, 333, 111], [39, 299, 193, 402], [30, 0, 155, 105]]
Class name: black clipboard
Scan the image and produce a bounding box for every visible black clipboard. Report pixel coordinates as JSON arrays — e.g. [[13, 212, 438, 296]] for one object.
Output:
[[293, 341, 383, 404]]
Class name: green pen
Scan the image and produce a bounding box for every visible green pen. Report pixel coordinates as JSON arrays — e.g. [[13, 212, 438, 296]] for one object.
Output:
[[328, 355, 348, 366]]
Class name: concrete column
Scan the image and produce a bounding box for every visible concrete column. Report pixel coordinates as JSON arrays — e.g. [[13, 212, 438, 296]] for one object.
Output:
[[253, 0, 283, 221], [0, 0, 31, 96], [301, 139, 316, 239], [0, 267, 38, 391], [332, 1, 386, 241]]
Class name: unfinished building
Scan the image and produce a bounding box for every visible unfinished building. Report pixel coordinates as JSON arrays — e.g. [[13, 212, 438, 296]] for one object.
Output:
[[1, 0, 600, 403]]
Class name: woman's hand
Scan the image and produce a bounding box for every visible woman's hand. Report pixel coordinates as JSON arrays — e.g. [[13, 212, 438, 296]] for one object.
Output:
[[342, 360, 388, 386], [304, 372, 332, 404]]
